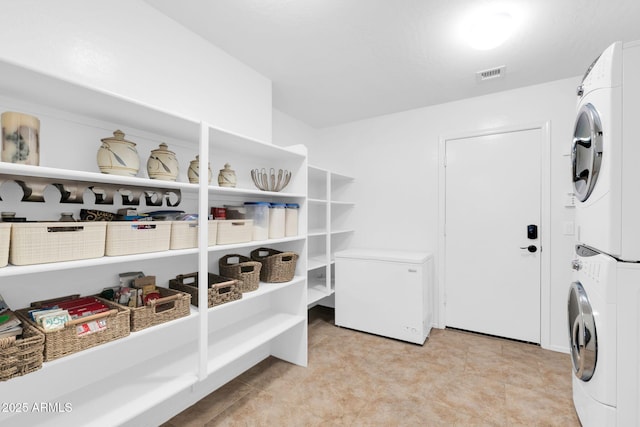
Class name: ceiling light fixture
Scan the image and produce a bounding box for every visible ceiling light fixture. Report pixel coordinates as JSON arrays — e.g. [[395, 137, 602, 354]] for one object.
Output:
[[460, 9, 516, 50]]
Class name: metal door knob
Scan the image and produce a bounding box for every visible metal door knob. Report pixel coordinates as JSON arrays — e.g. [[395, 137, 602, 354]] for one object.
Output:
[[520, 245, 538, 253]]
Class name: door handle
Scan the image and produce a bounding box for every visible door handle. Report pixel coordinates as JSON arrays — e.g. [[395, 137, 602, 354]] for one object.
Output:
[[520, 245, 538, 253]]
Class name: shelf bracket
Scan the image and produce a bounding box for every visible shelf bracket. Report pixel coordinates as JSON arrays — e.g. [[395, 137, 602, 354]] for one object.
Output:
[[0, 174, 182, 207]]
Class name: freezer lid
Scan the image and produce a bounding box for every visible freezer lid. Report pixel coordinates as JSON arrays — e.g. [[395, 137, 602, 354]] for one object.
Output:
[[334, 248, 432, 264]]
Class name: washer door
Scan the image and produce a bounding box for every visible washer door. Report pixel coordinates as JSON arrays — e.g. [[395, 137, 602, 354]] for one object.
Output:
[[568, 281, 598, 381], [572, 103, 603, 202]]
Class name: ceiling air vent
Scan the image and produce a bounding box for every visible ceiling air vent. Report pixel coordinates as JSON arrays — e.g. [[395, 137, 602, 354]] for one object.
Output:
[[476, 65, 506, 82]]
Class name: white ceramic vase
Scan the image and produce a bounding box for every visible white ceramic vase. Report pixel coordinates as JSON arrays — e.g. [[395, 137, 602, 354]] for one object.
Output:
[[97, 130, 140, 176], [1, 111, 40, 165]]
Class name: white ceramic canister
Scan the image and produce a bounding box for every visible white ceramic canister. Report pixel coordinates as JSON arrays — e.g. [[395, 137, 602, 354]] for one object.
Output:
[[147, 143, 179, 181], [285, 203, 299, 237], [1, 111, 40, 165], [187, 155, 212, 184], [268, 203, 286, 239], [244, 202, 270, 241], [97, 130, 140, 176]]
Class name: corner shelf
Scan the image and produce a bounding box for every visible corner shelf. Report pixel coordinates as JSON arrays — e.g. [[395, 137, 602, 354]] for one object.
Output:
[[306, 165, 355, 308]]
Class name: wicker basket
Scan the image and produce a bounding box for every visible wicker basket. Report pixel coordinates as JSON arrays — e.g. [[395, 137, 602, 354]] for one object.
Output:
[[17, 295, 130, 362], [169, 220, 219, 250], [9, 222, 107, 266], [250, 248, 299, 283], [169, 272, 242, 307], [105, 221, 171, 256], [109, 287, 191, 332], [218, 254, 261, 292], [0, 223, 9, 268], [0, 319, 45, 381]]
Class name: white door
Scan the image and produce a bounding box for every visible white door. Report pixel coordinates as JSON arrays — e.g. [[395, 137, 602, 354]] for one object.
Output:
[[444, 128, 541, 343]]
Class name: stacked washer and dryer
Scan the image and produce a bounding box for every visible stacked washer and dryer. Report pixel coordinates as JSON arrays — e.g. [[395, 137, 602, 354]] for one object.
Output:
[[569, 40, 640, 426]]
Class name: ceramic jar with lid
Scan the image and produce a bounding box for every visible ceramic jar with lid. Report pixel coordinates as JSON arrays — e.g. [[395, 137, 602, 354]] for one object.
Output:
[[147, 143, 179, 181], [97, 130, 140, 176], [187, 155, 212, 184], [218, 163, 237, 188]]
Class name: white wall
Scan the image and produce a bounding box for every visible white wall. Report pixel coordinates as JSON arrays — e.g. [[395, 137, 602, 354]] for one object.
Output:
[[0, 0, 272, 143], [299, 76, 580, 352], [273, 109, 318, 148]]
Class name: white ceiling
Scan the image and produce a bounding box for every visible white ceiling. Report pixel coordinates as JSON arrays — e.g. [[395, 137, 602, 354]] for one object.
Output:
[[145, 0, 640, 128]]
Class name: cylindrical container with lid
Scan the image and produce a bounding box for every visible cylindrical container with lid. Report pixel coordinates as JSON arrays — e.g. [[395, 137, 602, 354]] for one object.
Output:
[[244, 202, 270, 241], [285, 203, 299, 237], [269, 203, 286, 239], [211, 207, 226, 220]]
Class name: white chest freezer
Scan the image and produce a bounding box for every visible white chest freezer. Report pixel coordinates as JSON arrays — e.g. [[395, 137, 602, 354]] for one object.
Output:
[[335, 249, 433, 344]]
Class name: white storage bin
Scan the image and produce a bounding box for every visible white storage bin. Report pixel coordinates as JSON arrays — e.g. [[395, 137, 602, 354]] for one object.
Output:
[[169, 220, 219, 249], [285, 203, 299, 237], [244, 202, 270, 241], [0, 223, 11, 267], [269, 203, 286, 239], [105, 221, 171, 256], [216, 219, 253, 245], [10, 222, 107, 265]]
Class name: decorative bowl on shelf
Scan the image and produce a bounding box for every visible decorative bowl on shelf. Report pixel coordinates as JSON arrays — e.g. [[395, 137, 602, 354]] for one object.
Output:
[[251, 168, 292, 192]]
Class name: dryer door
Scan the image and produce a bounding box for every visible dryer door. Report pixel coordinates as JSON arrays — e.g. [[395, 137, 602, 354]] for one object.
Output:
[[568, 281, 597, 381], [572, 103, 604, 202]]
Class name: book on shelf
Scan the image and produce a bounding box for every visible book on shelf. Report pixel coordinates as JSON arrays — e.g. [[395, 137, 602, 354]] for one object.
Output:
[[0, 325, 22, 340], [0, 311, 22, 339], [0, 311, 21, 331], [0, 292, 9, 315]]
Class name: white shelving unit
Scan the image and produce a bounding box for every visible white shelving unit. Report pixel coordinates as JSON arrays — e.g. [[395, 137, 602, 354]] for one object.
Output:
[[0, 59, 308, 427], [307, 165, 355, 307]]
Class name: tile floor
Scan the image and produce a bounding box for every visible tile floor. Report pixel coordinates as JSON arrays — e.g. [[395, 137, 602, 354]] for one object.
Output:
[[162, 306, 580, 426]]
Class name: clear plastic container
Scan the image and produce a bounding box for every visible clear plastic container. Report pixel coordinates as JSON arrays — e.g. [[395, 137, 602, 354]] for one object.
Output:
[[269, 203, 286, 239], [285, 203, 299, 237], [244, 202, 270, 241]]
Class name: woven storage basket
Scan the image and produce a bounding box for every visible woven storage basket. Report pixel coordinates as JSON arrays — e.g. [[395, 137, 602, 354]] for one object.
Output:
[[0, 319, 45, 381], [250, 247, 299, 283], [169, 272, 242, 307], [17, 295, 130, 362], [105, 221, 171, 256], [109, 287, 191, 332], [169, 220, 219, 250], [0, 223, 9, 268], [216, 219, 253, 245], [218, 254, 261, 292], [9, 222, 106, 266]]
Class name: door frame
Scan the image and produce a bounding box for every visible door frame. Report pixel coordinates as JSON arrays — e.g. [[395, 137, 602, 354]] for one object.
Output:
[[437, 121, 551, 347]]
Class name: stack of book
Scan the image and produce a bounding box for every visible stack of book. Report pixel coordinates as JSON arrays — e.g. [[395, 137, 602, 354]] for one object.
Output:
[[27, 296, 111, 336], [0, 294, 22, 340]]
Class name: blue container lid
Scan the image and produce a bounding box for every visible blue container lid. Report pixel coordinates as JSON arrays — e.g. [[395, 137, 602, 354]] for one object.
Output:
[[286, 203, 300, 208], [269, 203, 287, 208], [244, 202, 270, 206]]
